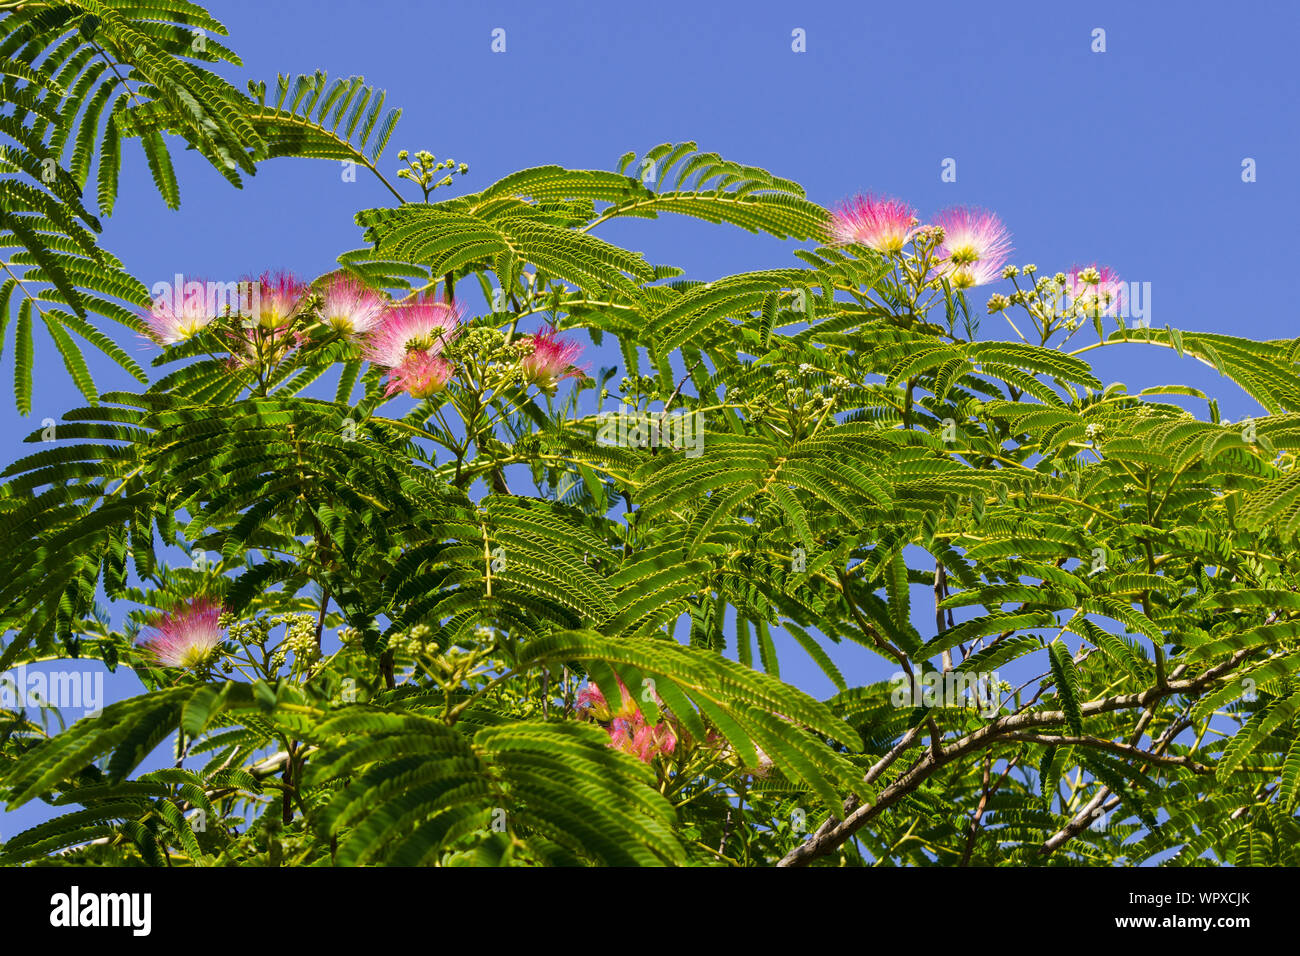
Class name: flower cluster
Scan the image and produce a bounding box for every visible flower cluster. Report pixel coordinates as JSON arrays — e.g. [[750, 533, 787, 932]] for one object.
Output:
[[518, 328, 584, 388], [577, 677, 678, 764], [932, 207, 1014, 289], [143, 265, 590, 404], [363, 294, 463, 398], [828, 195, 1013, 290], [830, 196, 1126, 346], [320, 274, 387, 335], [142, 281, 216, 345], [139, 598, 226, 670]]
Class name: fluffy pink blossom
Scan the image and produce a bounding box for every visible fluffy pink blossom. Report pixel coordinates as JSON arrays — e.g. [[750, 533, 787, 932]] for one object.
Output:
[[363, 295, 463, 394], [578, 678, 676, 763], [577, 677, 636, 722], [828, 194, 919, 252], [386, 352, 454, 399], [1064, 264, 1126, 318], [630, 721, 677, 761], [142, 284, 213, 345], [520, 329, 583, 388], [576, 681, 609, 715], [321, 275, 387, 335], [933, 208, 1013, 289], [139, 598, 225, 669], [247, 270, 308, 329]]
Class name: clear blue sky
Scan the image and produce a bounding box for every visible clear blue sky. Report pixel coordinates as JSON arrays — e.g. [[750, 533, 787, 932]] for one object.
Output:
[[2, 0, 1297, 838]]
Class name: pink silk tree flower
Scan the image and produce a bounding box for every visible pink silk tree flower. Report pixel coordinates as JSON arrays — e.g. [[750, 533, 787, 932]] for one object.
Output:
[[520, 328, 583, 388], [828, 194, 919, 252], [1065, 264, 1126, 318], [364, 294, 463, 375], [320, 275, 387, 335], [609, 715, 639, 752], [633, 722, 677, 761], [139, 598, 225, 669], [577, 677, 637, 721], [623, 719, 677, 763], [578, 677, 677, 762], [610, 713, 677, 764], [387, 352, 454, 399], [240, 270, 309, 329], [933, 208, 1013, 289], [576, 681, 609, 719], [143, 285, 213, 345]]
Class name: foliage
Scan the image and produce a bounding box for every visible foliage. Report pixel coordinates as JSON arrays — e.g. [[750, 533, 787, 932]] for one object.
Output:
[[1, 2, 1297, 868]]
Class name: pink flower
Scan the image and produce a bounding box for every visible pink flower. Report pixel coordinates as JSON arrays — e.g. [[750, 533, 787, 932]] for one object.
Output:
[[578, 678, 677, 764], [139, 598, 225, 669], [576, 681, 608, 715], [142, 283, 213, 345], [520, 328, 583, 388], [828, 194, 919, 252], [1063, 264, 1125, 318], [386, 352, 454, 399], [577, 677, 636, 722], [631, 722, 677, 762], [247, 270, 308, 329], [933, 208, 1013, 289], [320, 275, 387, 335], [609, 716, 637, 750], [364, 295, 463, 389]]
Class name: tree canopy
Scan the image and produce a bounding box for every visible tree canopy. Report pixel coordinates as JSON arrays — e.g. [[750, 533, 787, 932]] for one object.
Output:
[[1, 1, 1296, 868]]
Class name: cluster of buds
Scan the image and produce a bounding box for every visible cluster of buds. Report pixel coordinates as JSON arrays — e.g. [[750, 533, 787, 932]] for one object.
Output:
[[221, 613, 272, 647], [1057, 265, 1125, 322], [738, 366, 847, 428], [991, 262, 1124, 340], [425, 645, 492, 690], [617, 373, 667, 403], [268, 613, 321, 673], [577, 676, 679, 764], [396, 149, 470, 201], [444, 325, 508, 362], [386, 622, 435, 656]]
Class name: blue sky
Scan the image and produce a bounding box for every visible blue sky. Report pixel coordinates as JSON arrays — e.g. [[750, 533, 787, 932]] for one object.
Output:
[[2, 0, 1297, 840]]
